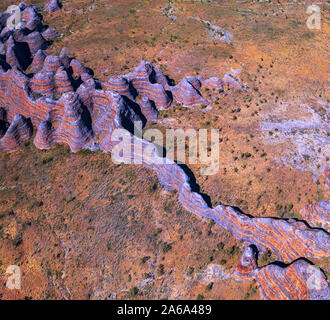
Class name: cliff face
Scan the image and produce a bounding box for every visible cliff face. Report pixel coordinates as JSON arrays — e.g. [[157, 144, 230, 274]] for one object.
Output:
[[0, 114, 32, 151], [300, 200, 329, 230], [232, 246, 329, 300], [44, 0, 61, 14], [0, 3, 328, 300], [106, 133, 329, 263]]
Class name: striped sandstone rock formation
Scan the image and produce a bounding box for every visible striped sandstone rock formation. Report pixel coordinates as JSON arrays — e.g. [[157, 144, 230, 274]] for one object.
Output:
[[172, 77, 208, 107], [140, 97, 158, 121], [103, 76, 135, 100], [54, 67, 73, 93], [0, 3, 327, 300], [41, 28, 58, 41], [70, 59, 88, 78], [299, 169, 329, 230], [33, 119, 56, 149], [44, 0, 62, 14], [34, 92, 93, 152], [232, 246, 329, 300], [222, 73, 242, 90], [59, 47, 71, 68], [22, 31, 46, 55], [202, 77, 224, 90], [300, 201, 329, 230], [0, 4, 55, 75], [21, 6, 42, 31], [104, 133, 330, 264], [29, 71, 55, 96], [6, 45, 21, 69], [126, 61, 172, 110], [43, 55, 61, 73], [30, 49, 46, 73], [0, 114, 32, 150]]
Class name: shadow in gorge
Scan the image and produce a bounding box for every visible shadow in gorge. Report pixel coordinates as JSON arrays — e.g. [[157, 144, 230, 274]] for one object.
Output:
[[263, 256, 329, 280], [0, 120, 8, 137], [0, 54, 11, 71], [178, 163, 213, 208], [14, 42, 32, 70]]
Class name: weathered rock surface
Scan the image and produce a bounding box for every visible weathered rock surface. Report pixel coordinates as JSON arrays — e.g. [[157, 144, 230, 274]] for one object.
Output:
[[0, 114, 32, 150], [232, 246, 329, 300], [0, 3, 328, 301], [44, 0, 62, 14]]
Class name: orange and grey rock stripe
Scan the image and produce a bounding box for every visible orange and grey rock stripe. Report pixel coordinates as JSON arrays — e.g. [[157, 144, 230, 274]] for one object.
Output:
[[0, 114, 32, 150], [1, 62, 328, 270], [52, 92, 93, 152], [21, 6, 42, 31], [202, 77, 224, 89], [34, 92, 92, 152], [140, 97, 158, 121], [59, 48, 71, 68], [172, 77, 208, 107], [33, 120, 56, 149], [44, 0, 61, 14], [109, 133, 329, 262], [43, 55, 61, 73], [300, 202, 329, 229], [103, 76, 134, 100], [41, 28, 58, 41], [0, 3, 328, 300], [299, 170, 329, 229], [70, 59, 88, 78], [130, 77, 171, 109], [232, 246, 329, 300], [29, 71, 55, 96], [23, 31, 46, 55], [54, 67, 73, 93], [6, 45, 21, 69], [222, 73, 242, 90], [30, 49, 46, 73]]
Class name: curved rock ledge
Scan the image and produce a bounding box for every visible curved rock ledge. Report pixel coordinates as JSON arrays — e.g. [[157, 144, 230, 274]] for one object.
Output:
[[232, 246, 329, 300], [0, 3, 328, 300], [106, 133, 330, 264], [300, 201, 329, 230], [0, 114, 32, 150]]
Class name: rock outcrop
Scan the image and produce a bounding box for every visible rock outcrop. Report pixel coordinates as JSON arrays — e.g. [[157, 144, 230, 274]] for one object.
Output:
[[0, 114, 32, 150], [103, 76, 134, 100], [41, 28, 58, 41], [106, 133, 330, 264], [54, 66, 73, 93], [34, 92, 93, 152], [30, 49, 46, 73], [44, 0, 62, 14], [300, 201, 329, 230], [126, 61, 172, 109], [29, 70, 55, 96], [172, 77, 208, 107], [232, 246, 329, 300], [140, 97, 158, 121], [0, 3, 328, 300]]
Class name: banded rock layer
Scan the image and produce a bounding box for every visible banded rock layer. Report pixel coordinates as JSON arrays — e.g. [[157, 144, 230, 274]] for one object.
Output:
[[0, 3, 328, 300], [0, 114, 32, 150], [44, 0, 61, 14], [106, 133, 330, 264], [300, 201, 329, 230], [232, 246, 329, 300]]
